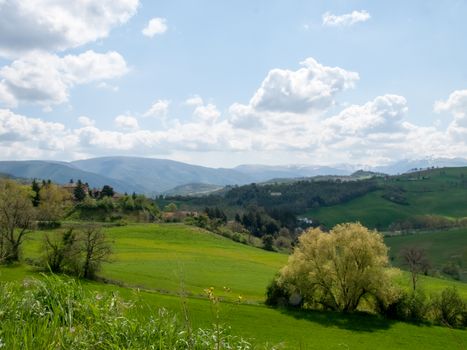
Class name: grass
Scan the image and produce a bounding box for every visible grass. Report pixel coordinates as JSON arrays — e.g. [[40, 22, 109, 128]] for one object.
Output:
[[385, 228, 467, 281], [24, 223, 287, 301], [305, 167, 467, 229], [4, 223, 467, 349]]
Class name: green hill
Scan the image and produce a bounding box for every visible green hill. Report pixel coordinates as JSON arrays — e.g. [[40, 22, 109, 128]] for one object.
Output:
[[305, 167, 467, 229]]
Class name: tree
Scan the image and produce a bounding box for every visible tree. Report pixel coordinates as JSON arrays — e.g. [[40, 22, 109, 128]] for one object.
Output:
[[42, 228, 80, 273], [0, 179, 35, 263], [73, 180, 86, 202], [38, 183, 71, 223], [400, 247, 430, 291], [31, 179, 41, 207], [81, 225, 112, 279], [164, 202, 178, 212], [100, 185, 115, 198], [278, 223, 394, 312]]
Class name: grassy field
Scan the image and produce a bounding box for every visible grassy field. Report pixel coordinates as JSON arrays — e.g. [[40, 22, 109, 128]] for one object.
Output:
[[4, 223, 467, 349], [305, 167, 467, 229], [385, 228, 467, 281]]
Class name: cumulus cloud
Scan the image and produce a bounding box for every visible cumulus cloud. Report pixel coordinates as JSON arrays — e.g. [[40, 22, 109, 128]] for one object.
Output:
[[323, 95, 408, 137], [435, 90, 467, 140], [115, 115, 139, 130], [249, 57, 359, 113], [143, 99, 170, 118], [142, 17, 168, 38], [0, 0, 139, 58], [322, 10, 371, 27], [78, 116, 95, 127], [185, 95, 204, 107], [0, 50, 128, 109]]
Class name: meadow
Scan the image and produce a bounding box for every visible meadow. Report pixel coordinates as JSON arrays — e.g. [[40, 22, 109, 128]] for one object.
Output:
[[2, 223, 466, 349]]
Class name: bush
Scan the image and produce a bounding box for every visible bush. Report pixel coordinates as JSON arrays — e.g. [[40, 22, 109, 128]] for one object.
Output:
[[442, 262, 461, 280], [265, 278, 291, 307], [392, 290, 429, 323], [431, 287, 466, 328]]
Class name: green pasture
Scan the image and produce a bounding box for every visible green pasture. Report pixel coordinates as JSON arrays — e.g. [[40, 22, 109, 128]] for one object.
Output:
[[306, 167, 467, 229], [4, 223, 467, 349]]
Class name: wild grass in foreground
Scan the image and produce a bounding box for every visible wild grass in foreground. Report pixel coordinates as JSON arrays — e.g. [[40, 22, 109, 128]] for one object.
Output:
[[0, 275, 275, 350]]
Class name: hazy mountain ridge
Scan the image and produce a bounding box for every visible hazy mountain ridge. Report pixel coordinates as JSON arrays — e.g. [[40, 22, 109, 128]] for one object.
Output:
[[0, 156, 466, 195]]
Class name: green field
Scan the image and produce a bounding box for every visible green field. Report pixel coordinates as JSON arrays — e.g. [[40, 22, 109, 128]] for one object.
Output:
[[385, 228, 467, 281], [3, 223, 467, 349], [306, 167, 467, 229]]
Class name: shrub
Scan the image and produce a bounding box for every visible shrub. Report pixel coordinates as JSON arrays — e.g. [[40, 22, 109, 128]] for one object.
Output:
[[392, 290, 429, 323], [442, 262, 461, 280], [431, 287, 466, 328], [265, 278, 291, 307]]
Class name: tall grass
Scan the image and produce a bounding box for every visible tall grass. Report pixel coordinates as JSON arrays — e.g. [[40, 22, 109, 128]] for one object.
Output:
[[0, 275, 274, 349]]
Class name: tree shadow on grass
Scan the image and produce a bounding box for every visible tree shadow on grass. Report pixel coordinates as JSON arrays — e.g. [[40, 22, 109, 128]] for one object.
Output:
[[277, 307, 396, 332]]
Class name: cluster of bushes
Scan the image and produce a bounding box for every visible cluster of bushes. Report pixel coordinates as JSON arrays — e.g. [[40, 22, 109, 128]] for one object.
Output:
[[0, 275, 267, 349], [388, 215, 467, 232], [265, 223, 467, 329], [38, 225, 112, 279], [73, 193, 161, 223], [381, 186, 409, 205]]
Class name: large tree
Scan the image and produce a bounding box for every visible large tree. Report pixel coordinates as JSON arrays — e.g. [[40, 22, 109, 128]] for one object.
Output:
[[0, 179, 35, 263], [278, 223, 394, 312]]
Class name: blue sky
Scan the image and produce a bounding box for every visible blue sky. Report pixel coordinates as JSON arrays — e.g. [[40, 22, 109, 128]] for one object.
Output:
[[1, 0, 467, 167]]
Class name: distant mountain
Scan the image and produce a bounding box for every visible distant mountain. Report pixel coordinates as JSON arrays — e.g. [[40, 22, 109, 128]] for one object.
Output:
[[0, 161, 135, 193], [71, 157, 253, 194], [2, 156, 467, 196], [234, 164, 351, 182], [372, 158, 467, 175]]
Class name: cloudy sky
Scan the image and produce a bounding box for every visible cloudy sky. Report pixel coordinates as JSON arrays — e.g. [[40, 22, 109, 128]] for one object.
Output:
[[1, 0, 467, 167]]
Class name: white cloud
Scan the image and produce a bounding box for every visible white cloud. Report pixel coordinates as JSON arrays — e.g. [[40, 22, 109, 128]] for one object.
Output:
[[0, 0, 139, 58], [185, 95, 204, 107], [115, 115, 139, 130], [435, 90, 467, 139], [78, 116, 95, 127], [142, 17, 168, 38], [323, 95, 408, 137], [143, 99, 170, 118], [193, 103, 220, 123], [249, 57, 359, 113], [0, 50, 128, 109], [322, 10, 371, 27]]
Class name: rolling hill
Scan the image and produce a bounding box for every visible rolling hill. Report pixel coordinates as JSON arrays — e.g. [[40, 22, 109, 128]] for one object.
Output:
[[305, 166, 467, 229]]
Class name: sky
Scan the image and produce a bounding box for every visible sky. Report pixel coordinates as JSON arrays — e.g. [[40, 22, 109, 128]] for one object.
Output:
[[1, 0, 467, 168]]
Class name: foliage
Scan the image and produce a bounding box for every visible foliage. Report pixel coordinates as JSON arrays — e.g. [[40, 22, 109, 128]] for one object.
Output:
[[38, 183, 71, 223], [73, 179, 86, 202], [277, 223, 395, 312], [40, 225, 112, 279], [0, 179, 35, 263], [430, 287, 466, 328]]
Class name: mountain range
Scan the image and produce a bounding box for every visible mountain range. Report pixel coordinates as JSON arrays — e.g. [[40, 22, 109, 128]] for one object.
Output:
[[0, 156, 466, 195]]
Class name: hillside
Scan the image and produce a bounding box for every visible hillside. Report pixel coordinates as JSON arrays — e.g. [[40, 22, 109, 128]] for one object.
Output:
[[0, 160, 136, 192], [71, 156, 255, 194], [306, 166, 467, 229]]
